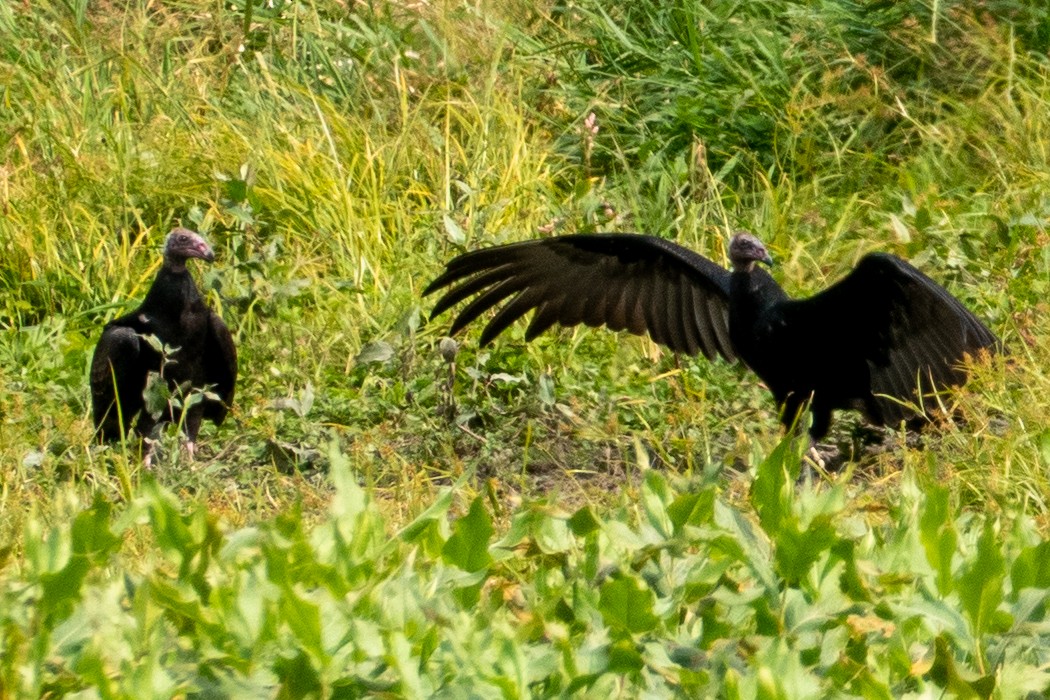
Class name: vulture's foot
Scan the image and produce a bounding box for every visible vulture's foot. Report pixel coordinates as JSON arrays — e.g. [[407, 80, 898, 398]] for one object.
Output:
[[801, 442, 841, 484], [142, 438, 158, 469], [185, 441, 197, 462]]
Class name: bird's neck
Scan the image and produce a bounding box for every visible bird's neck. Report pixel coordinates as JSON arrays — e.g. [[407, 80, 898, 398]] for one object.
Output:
[[163, 254, 188, 274], [142, 265, 203, 312], [730, 268, 784, 312], [728, 268, 788, 372]]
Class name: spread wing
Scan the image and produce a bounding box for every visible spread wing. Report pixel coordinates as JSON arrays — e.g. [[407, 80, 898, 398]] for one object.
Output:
[[790, 252, 999, 423], [202, 312, 237, 425], [425, 234, 737, 361]]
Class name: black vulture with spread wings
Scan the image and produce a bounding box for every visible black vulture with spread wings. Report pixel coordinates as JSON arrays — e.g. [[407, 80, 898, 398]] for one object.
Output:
[[90, 228, 237, 460], [425, 231, 998, 440]]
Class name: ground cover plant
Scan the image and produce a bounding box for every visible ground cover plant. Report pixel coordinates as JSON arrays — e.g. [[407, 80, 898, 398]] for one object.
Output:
[[1, 0, 1049, 695]]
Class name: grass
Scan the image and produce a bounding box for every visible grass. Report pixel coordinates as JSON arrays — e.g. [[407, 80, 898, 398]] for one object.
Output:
[[1, 0, 1050, 694]]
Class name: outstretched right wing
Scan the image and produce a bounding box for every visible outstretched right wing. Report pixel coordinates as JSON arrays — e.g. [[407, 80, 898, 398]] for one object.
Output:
[[425, 233, 738, 361]]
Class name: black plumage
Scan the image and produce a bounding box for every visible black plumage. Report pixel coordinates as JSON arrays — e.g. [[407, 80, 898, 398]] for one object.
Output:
[[424, 231, 999, 440], [90, 228, 237, 459]]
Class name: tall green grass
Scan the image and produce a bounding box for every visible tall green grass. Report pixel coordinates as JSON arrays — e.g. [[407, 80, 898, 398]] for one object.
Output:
[[1, 0, 1050, 694], [0, 0, 1048, 543]]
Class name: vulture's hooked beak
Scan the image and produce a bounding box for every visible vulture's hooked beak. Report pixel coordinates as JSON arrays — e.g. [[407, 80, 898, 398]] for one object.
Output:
[[760, 252, 774, 267], [195, 242, 216, 263], [185, 235, 215, 262]]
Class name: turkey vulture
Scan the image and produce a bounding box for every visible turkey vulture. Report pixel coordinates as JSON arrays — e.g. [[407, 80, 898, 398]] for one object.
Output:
[[424, 231, 999, 440], [90, 228, 237, 461]]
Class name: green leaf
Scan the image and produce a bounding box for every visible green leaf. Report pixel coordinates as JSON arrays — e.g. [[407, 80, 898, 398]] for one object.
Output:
[[280, 588, 327, 665], [957, 521, 1008, 637], [71, 496, 120, 562], [568, 505, 602, 537], [832, 539, 871, 602], [443, 213, 466, 244], [919, 482, 957, 596], [640, 470, 674, 538], [599, 574, 658, 635], [142, 369, 171, 417], [749, 438, 840, 586], [750, 436, 796, 534], [1010, 540, 1050, 595], [667, 489, 715, 532], [39, 557, 90, 624], [355, 340, 394, 365], [538, 371, 555, 405], [534, 512, 573, 554], [607, 637, 644, 674], [147, 577, 221, 636], [397, 488, 453, 557], [773, 517, 838, 587], [441, 497, 494, 573], [274, 651, 322, 700], [926, 635, 996, 699]]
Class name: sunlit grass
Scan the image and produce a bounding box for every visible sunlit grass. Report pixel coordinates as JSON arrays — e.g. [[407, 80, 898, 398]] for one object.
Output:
[[0, 0, 1048, 551], [2, 0, 1050, 694]]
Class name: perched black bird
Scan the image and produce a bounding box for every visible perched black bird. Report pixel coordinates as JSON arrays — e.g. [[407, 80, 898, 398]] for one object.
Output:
[[90, 228, 237, 461], [424, 231, 999, 441]]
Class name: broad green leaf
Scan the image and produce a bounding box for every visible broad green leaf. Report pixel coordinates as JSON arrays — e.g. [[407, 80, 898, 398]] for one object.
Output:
[[280, 588, 326, 664], [752, 638, 822, 700], [442, 213, 466, 244], [274, 651, 322, 699], [142, 369, 171, 417], [667, 489, 715, 532], [1009, 540, 1050, 596], [832, 539, 871, 602], [919, 483, 957, 596], [147, 577, 221, 636], [606, 637, 644, 674], [750, 436, 798, 535], [535, 512, 574, 554], [599, 575, 658, 635], [397, 488, 454, 557], [568, 505, 602, 537], [35, 498, 120, 625], [641, 470, 673, 538], [957, 521, 1008, 637], [39, 557, 90, 625], [773, 517, 838, 587], [926, 635, 996, 699], [442, 496, 494, 572], [355, 340, 395, 365], [70, 496, 120, 562]]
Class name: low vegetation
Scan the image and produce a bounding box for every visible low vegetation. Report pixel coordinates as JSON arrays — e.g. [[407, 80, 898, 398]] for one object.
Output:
[[1, 0, 1048, 695]]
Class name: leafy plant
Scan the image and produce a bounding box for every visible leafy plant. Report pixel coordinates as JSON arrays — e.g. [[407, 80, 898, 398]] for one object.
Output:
[[3, 442, 1050, 696], [0, 0, 1049, 693]]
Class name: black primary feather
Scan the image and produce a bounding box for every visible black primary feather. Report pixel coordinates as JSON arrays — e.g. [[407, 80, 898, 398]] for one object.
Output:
[[90, 228, 237, 451], [424, 231, 999, 440]]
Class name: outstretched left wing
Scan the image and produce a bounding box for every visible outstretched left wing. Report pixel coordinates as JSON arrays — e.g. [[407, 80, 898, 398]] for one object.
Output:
[[790, 252, 999, 423]]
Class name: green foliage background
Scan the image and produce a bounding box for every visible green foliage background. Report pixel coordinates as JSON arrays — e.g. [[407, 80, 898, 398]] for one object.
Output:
[[1, 0, 1049, 696]]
